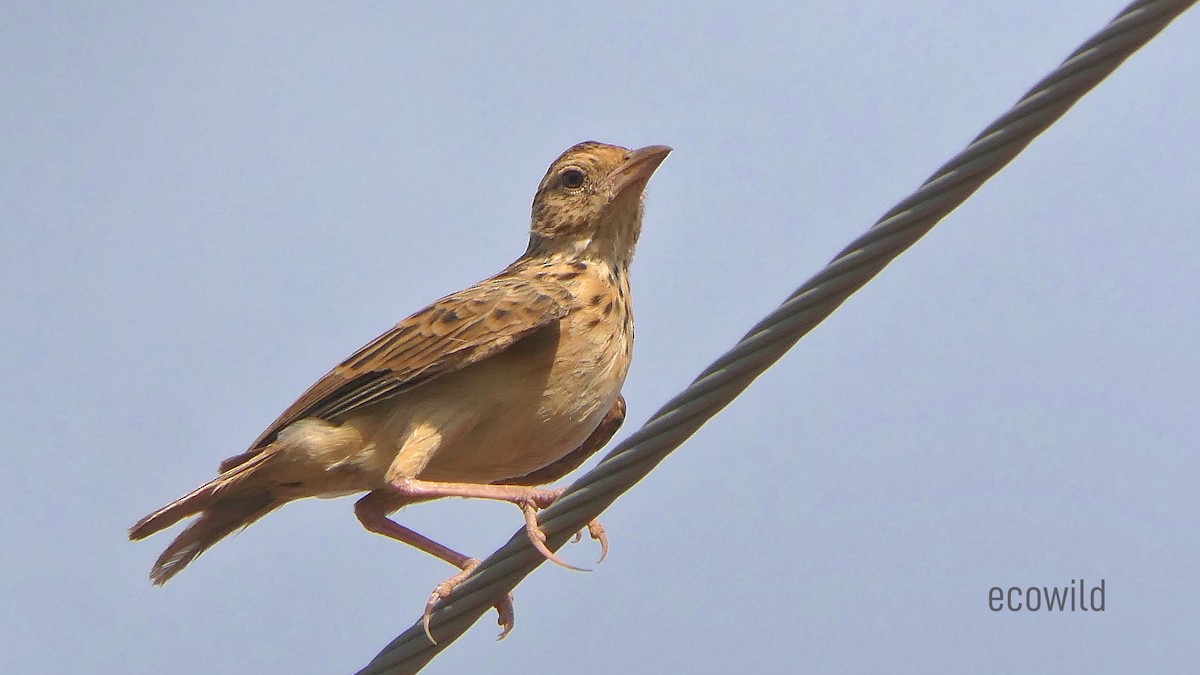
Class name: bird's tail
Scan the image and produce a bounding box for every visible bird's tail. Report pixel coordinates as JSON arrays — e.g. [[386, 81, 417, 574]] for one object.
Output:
[[129, 451, 283, 585]]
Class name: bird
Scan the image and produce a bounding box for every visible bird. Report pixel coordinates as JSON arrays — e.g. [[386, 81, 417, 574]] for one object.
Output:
[[129, 140, 671, 641]]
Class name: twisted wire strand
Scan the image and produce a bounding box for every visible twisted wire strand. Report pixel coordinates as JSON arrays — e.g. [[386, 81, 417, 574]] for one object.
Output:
[[357, 2, 1196, 672]]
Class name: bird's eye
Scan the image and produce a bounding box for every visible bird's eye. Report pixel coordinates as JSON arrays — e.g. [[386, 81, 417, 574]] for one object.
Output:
[[560, 167, 586, 190]]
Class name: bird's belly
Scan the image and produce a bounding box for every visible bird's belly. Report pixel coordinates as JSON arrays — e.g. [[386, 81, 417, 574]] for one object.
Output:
[[410, 325, 627, 484], [417, 398, 611, 483]]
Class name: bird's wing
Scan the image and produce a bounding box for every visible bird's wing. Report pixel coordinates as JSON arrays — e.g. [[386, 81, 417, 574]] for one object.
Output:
[[218, 273, 573, 472]]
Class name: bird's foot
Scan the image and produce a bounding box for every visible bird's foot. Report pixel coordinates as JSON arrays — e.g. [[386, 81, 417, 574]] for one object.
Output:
[[513, 487, 607, 568], [388, 478, 609, 571], [423, 557, 516, 643]]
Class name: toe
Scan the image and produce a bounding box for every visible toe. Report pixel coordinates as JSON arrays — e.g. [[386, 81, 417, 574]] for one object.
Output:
[[521, 502, 589, 572], [587, 520, 609, 564], [421, 558, 482, 644], [494, 593, 516, 640]]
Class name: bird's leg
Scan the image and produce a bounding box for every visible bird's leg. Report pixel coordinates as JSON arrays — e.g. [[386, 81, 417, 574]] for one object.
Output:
[[489, 396, 626, 563], [354, 492, 515, 643], [387, 479, 595, 571]]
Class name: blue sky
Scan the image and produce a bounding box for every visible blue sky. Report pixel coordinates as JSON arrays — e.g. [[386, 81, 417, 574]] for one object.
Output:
[[3, 2, 1199, 673]]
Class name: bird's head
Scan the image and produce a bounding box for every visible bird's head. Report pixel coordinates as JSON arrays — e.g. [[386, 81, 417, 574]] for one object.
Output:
[[525, 141, 671, 269]]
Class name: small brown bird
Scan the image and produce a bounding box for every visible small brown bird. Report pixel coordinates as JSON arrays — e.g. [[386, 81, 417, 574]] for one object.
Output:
[[129, 141, 670, 640]]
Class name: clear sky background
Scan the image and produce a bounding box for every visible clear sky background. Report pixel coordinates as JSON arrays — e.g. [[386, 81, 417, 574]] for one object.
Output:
[[3, 2, 1198, 673]]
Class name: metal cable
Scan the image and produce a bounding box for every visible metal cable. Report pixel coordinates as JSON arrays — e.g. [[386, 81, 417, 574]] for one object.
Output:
[[357, 2, 1196, 672]]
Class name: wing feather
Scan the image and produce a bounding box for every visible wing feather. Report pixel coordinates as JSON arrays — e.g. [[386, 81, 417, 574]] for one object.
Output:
[[218, 273, 572, 473]]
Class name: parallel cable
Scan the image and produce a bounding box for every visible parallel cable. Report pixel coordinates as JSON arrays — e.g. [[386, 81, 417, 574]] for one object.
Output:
[[357, 2, 1196, 672]]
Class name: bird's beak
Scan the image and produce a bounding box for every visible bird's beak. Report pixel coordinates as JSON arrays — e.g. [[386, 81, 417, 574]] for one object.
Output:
[[604, 145, 672, 201]]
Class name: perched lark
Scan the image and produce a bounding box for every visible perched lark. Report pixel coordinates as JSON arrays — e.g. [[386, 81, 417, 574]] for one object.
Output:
[[129, 141, 671, 639]]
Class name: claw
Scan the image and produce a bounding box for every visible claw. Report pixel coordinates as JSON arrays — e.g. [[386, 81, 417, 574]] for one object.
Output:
[[421, 558, 515, 643], [422, 591, 443, 644], [494, 595, 516, 640], [520, 502, 589, 572], [587, 520, 609, 563]]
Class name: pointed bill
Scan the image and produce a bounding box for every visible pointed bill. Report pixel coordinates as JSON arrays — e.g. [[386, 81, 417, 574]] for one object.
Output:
[[603, 145, 672, 201]]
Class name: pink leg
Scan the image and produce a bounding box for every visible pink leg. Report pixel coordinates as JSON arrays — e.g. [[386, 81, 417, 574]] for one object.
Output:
[[354, 494, 515, 642], [389, 478, 603, 571]]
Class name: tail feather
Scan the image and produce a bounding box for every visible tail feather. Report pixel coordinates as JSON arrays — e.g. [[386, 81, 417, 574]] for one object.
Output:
[[129, 451, 275, 541], [147, 494, 282, 585], [129, 450, 281, 584], [129, 482, 220, 542]]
